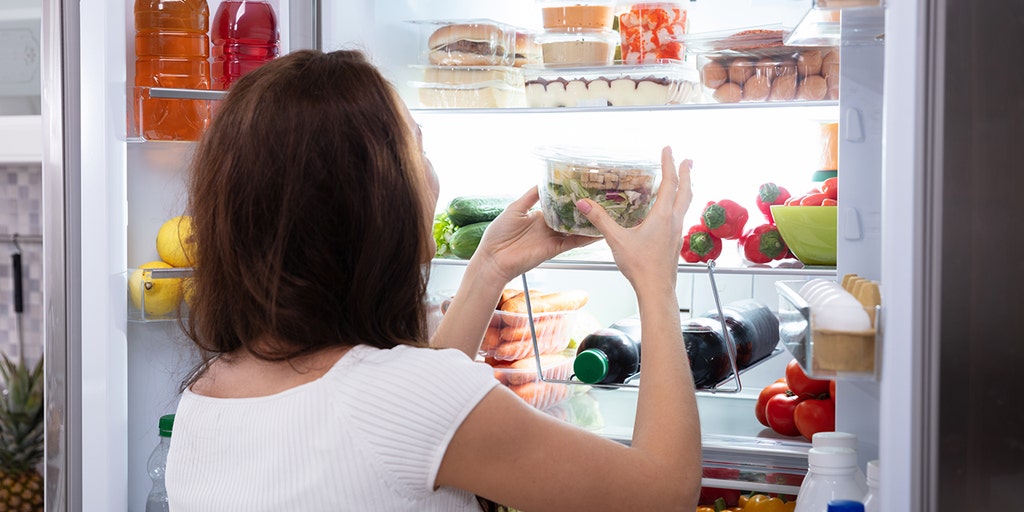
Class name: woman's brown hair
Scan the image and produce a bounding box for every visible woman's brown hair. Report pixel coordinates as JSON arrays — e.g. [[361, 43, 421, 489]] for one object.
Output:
[[182, 49, 433, 369]]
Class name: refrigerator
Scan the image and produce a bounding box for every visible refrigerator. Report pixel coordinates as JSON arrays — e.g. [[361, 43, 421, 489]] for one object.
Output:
[[38, 0, 1024, 510]]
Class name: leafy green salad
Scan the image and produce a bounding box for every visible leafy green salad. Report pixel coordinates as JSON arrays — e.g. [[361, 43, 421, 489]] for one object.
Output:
[[541, 165, 658, 237]]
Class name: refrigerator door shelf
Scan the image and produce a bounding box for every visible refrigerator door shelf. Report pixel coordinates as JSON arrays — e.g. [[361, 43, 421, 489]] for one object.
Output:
[[775, 280, 880, 380]]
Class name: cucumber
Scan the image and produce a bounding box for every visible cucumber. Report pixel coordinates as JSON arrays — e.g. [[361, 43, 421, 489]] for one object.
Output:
[[449, 221, 490, 259], [446, 196, 508, 228]]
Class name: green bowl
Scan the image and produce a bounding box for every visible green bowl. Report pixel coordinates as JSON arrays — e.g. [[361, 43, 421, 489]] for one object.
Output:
[[770, 205, 837, 266]]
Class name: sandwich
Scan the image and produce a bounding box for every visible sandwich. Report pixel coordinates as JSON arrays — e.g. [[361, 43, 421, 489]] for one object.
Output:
[[428, 23, 511, 67]]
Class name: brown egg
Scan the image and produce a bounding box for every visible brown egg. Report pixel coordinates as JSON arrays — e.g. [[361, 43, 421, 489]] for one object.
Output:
[[703, 60, 728, 89], [742, 76, 771, 102], [797, 75, 828, 100], [728, 58, 755, 85], [822, 49, 841, 78], [713, 82, 743, 103], [768, 73, 797, 101], [797, 50, 823, 78]]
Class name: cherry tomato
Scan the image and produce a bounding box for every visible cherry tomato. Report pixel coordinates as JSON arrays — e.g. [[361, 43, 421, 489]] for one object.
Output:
[[821, 177, 839, 200], [799, 193, 829, 206], [765, 392, 806, 437], [793, 397, 836, 441], [755, 381, 790, 427], [785, 359, 831, 399], [784, 194, 803, 206], [821, 198, 838, 206]]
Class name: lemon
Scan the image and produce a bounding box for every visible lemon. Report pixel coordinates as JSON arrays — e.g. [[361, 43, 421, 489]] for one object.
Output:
[[129, 261, 183, 318], [156, 215, 195, 267]]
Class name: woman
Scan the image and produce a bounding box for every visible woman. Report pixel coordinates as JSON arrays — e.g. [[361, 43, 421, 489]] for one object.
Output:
[[166, 49, 701, 511]]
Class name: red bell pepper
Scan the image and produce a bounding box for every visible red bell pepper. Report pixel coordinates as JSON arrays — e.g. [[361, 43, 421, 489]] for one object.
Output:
[[681, 224, 723, 263], [701, 199, 749, 240], [756, 182, 791, 223], [739, 223, 789, 264]]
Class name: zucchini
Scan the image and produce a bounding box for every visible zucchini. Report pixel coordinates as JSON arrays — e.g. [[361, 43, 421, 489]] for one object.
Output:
[[446, 196, 508, 228], [449, 221, 491, 259]]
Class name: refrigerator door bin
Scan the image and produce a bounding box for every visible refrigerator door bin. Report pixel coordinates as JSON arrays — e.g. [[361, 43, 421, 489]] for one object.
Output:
[[127, 266, 193, 322], [775, 279, 880, 380], [128, 86, 227, 142]]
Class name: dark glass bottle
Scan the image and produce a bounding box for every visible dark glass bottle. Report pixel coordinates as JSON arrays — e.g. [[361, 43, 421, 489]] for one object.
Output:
[[574, 328, 640, 385]]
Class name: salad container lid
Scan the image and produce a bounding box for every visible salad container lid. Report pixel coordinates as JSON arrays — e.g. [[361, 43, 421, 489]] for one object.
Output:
[[536, 146, 662, 172]]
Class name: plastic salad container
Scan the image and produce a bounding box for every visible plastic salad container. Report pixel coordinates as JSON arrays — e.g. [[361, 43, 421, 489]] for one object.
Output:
[[538, 146, 661, 237]]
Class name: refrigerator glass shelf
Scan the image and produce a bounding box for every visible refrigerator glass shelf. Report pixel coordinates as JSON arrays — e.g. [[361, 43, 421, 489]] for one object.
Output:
[[786, 3, 885, 47], [433, 256, 837, 278], [412, 100, 839, 115]]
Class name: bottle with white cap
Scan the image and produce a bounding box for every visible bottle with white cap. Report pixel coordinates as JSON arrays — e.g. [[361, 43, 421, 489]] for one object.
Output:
[[793, 447, 869, 512], [811, 431, 867, 489], [861, 460, 880, 512]]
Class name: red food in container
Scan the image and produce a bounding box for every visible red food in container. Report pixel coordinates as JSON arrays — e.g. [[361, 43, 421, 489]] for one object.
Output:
[[617, 2, 688, 64]]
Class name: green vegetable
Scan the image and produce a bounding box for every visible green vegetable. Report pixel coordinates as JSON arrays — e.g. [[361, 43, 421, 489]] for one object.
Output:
[[449, 221, 490, 259], [433, 212, 455, 258], [446, 196, 508, 227]]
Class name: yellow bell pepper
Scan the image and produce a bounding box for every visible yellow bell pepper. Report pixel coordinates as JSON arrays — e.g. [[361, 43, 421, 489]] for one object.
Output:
[[743, 494, 796, 512]]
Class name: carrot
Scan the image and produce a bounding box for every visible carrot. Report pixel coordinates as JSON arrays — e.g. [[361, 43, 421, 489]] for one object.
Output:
[[498, 317, 560, 340], [510, 381, 570, 409], [500, 290, 589, 314], [480, 326, 502, 351], [504, 354, 569, 386]]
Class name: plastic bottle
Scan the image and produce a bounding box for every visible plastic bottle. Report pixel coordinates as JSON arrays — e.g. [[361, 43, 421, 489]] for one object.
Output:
[[827, 500, 865, 512], [573, 328, 640, 385], [145, 414, 175, 512], [793, 447, 869, 512], [211, 0, 280, 90], [811, 432, 868, 490], [134, 0, 211, 141], [861, 460, 880, 512]]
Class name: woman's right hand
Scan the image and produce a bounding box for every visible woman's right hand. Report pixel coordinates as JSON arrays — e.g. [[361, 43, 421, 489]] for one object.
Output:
[[575, 147, 693, 294]]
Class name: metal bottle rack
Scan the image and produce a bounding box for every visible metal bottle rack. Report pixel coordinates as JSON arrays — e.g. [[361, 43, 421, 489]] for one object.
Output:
[[520, 260, 760, 394]]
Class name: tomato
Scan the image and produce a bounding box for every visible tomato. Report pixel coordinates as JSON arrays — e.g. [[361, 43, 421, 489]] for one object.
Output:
[[821, 177, 839, 200], [784, 194, 803, 206], [755, 381, 791, 427], [793, 397, 836, 441], [765, 392, 806, 437], [785, 359, 831, 399], [798, 193, 828, 206], [821, 198, 838, 206]]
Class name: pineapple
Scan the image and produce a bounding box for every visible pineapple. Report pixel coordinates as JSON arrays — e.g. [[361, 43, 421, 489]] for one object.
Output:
[[0, 354, 43, 512]]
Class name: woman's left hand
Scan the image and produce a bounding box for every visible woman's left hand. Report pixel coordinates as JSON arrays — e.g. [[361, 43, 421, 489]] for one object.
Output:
[[471, 187, 597, 285]]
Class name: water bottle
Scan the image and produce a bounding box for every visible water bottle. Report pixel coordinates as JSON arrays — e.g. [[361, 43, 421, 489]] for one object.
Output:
[[793, 447, 869, 512], [211, 0, 280, 90], [145, 414, 175, 512], [573, 328, 640, 385], [811, 431, 867, 490], [134, 0, 211, 140], [827, 500, 865, 512], [861, 460, 880, 512]]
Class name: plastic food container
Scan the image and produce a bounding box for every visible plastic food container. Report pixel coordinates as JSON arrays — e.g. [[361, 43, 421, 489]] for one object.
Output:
[[482, 309, 577, 360], [538, 147, 660, 236], [489, 353, 575, 409], [681, 26, 840, 103], [616, 2, 688, 64], [523, 61, 701, 107], [538, 0, 617, 30], [408, 65, 526, 108], [536, 29, 619, 65], [409, 19, 519, 67]]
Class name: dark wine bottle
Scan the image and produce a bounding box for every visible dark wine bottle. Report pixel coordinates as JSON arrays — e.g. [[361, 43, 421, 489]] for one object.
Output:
[[573, 328, 640, 385]]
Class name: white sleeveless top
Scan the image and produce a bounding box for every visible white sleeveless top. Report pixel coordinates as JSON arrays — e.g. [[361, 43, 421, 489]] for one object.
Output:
[[166, 344, 499, 511]]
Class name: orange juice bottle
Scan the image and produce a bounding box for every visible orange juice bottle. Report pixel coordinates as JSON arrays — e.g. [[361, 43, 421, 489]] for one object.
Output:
[[134, 0, 211, 141]]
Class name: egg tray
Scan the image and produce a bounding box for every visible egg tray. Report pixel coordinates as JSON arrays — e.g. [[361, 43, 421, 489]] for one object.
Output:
[[775, 280, 880, 380]]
